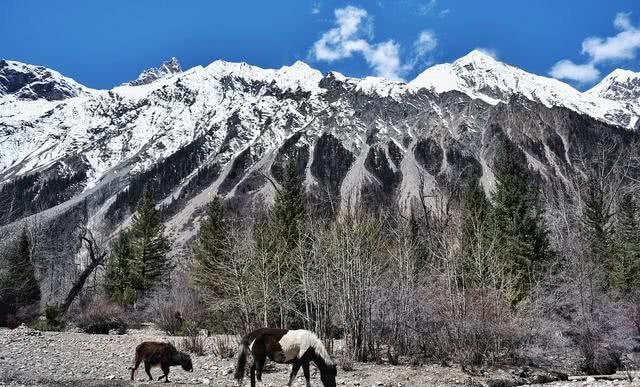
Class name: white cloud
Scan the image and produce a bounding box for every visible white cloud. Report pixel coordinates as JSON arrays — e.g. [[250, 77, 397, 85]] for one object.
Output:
[[581, 12, 640, 63], [311, 6, 370, 62], [549, 60, 600, 83], [474, 47, 498, 59], [310, 6, 439, 80], [414, 30, 438, 58], [311, 2, 321, 15], [364, 40, 404, 79], [311, 6, 416, 80], [438, 9, 450, 17], [418, 0, 437, 16], [550, 12, 639, 83]]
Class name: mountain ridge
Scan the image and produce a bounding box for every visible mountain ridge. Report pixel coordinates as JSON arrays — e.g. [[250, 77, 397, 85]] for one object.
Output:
[[1, 51, 639, 257]]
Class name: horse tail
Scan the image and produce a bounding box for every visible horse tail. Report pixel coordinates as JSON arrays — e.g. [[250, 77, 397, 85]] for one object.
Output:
[[234, 340, 250, 381]]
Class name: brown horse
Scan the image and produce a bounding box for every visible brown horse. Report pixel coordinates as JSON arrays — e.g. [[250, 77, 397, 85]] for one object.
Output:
[[129, 341, 193, 382], [234, 328, 337, 387]]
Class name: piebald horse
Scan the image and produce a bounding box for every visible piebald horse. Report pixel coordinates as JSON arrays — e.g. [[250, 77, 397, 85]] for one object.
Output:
[[234, 328, 337, 387]]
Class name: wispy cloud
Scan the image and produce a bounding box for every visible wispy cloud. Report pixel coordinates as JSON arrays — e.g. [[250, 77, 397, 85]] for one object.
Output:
[[550, 12, 640, 83], [549, 60, 600, 83], [438, 9, 450, 17], [310, 6, 437, 80], [417, 0, 437, 16], [581, 12, 640, 63], [411, 30, 438, 66], [311, 2, 321, 15], [474, 47, 498, 59]]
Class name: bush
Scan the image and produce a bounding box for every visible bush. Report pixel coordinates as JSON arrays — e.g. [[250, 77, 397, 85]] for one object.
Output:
[[3, 304, 40, 329], [77, 300, 127, 334], [157, 304, 185, 335], [340, 359, 355, 372], [179, 321, 206, 356], [32, 304, 65, 332], [210, 335, 236, 359]]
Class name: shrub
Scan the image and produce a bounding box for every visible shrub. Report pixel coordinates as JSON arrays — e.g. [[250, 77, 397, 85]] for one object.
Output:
[[340, 359, 355, 372], [157, 304, 184, 335], [210, 335, 236, 359], [3, 304, 40, 329], [32, 304, 65, 332], [77, 300, 127, 334], [179, 321, 206, 356]]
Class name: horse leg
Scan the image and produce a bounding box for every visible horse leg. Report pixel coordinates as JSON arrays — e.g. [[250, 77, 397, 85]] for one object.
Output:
[[255, 356, 265, 383], [302, 361, 311, 387], [288, 360, 302, 386], [129, 355, 141, 381], [250, 362, 256, 387], [160, 361, 170, 383], [144, 360, 153, 381]]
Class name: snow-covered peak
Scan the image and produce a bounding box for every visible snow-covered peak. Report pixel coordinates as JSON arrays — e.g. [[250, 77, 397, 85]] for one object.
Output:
[[410, 50, 584, 106], [355, 76, 414, 99], [204, 59, 324, 93], [455, 49, 500, 67], [0, 59, 90, 101], [124, 57, 182, 86], [408, 50, 640, 128], [586, 68, 640, 101]]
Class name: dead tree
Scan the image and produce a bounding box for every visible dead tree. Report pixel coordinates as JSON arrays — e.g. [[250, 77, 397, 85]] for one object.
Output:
[[59, 226, 107, 316]]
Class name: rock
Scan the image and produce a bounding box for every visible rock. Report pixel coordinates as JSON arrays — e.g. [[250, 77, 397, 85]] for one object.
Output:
[[586, 376, 596, 383], [105, 374, 115, 379], [201, 377, 211, 384], [486, 378, 515, 387], [11, 323, 41, 337]]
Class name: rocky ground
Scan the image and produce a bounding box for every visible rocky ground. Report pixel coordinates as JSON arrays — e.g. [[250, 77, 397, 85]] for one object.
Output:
[[0, 325, 637, 387]]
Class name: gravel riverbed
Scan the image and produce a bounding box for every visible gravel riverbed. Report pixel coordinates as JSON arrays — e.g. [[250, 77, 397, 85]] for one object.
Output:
[[0, 325, 637, 387]]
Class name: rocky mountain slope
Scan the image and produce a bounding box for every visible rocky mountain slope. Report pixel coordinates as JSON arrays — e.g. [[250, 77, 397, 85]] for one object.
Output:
[[0, 51, 639, 255]]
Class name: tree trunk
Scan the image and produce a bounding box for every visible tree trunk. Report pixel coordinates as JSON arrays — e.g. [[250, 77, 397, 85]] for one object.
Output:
[[60, 232, 106, 316]]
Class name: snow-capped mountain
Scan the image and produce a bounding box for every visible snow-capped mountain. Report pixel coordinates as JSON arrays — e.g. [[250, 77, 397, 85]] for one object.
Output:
[[586, 69, 640, 102], [0, 59, 91, 100], [124, 57, 182, 86], [0, 51, 639, 256], [410, 50, 640, 130]]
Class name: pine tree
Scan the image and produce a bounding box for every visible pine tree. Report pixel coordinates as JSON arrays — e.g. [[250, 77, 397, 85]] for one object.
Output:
[[581, 174, 613, 265], [609, 193, 640, 288], [192, 196, 227, 297], [491, 137, 550, 305], [0, 229, 41, 325], [272, 159, 306, 249], [104, 232, 138, 304], [129, 191, 173, 294], [261, 159, 307, 327], [461, 177, 493, 288]]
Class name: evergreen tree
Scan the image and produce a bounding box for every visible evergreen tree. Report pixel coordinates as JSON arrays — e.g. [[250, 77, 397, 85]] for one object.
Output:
[[0, 229, 41, 325], [609, 193, 640, 288], [129, 191, 173, 294], [581, 174, 613, 266], [491, 137, 550, 305], [461, 177, 493, 287], [192, 196, 227, 297], [259, 159, 307, 327], [272, 159, 306, 249], [104, 232, 138, 305]]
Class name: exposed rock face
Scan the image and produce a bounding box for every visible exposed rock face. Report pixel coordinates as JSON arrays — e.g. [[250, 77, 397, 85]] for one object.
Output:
[[0, 53, 638, 256], [0, 59, 87, 100], [124, 57, 182, 86]]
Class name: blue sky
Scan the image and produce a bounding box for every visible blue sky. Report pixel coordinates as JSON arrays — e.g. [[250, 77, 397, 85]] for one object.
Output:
[[2, 0, 639, 90]]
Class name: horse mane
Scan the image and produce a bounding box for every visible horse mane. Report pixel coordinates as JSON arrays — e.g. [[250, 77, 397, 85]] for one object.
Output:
[[308, 332, 334, 366]]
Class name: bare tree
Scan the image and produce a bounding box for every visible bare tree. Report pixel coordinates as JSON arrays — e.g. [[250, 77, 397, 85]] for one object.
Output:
[[59, 226, 108, 316]]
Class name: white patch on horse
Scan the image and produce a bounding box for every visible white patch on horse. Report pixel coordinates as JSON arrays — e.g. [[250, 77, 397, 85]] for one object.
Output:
[[249, 338, 256, 351], [277, 329, 333, 364]]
